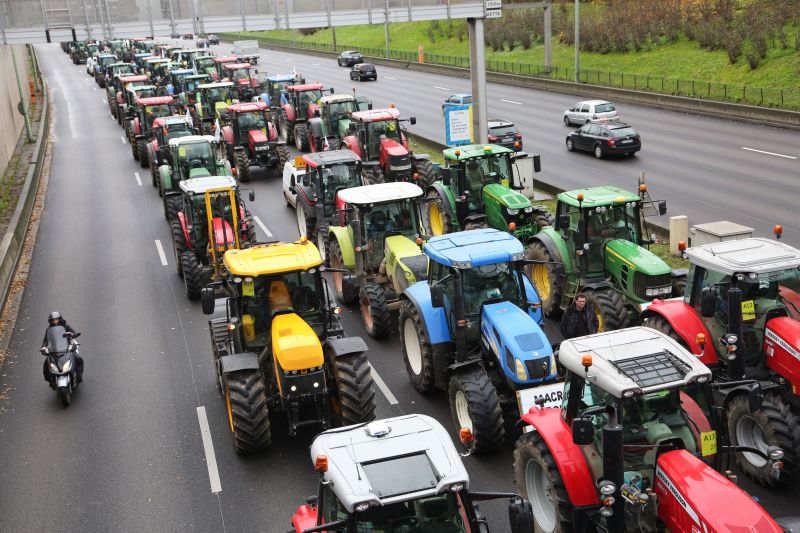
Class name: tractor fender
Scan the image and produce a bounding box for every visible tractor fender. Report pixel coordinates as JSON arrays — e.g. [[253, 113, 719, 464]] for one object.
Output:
[[342, 135, 362, 159], [411, 152, 430, 162], [308, 117, 323, 139], [221, 125, 234, 145], [329, 226, 356, 269], [582, 280, 614, 291], [281, 103, 295, 123], [522, 276, 544, 325], [428, 182, 456, 220], [324, 336, 369, 358], [532, 227, 572, 274], [219, 352, 259, 374], [642, 299, 719, 364], [519, 407, 600, 507], [132, 117, 141, 135], [307, 102, 319, 120], [178, 210, 192, 248], [402, 283, 453, 346], [158, 165, 173, 192], [267, 121, 278, 142]]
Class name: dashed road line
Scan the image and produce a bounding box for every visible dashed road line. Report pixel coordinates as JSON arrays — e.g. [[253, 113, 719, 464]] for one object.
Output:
[[433, 85, 451, 91], [253, 215, 273, 238], [121, 135, 127, 144], [740, 147, 796, 160], [154, 239, 168, 265], [102, 98, 107, 104], [383, 76, 396, 80], [196, 406, 222, 494], [369, 364, 398, 405], [134, 172, 142, 186], [501, 98, 522, 105]]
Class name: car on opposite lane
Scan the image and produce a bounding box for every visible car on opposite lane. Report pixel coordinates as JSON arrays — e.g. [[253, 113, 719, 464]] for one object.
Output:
[[566, 121, 641, 159], [350, 63, 377, 81], [563, 99, 619, 126], [487, 118, 523, 151], [207, 34, 220, 45], [442, 93, 472, 113], [337, 50, 363, 67]]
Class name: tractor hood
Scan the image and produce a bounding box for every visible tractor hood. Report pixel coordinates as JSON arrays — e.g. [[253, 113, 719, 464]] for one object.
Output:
[[336, 118, 352, 139], [189, 168, 212, 178], [482, 182, 530, 210], [654, 449, 782, 532], [380, 137, 409, 158], [271, 312, 324, 371], [605, 238, 671, 276], [248, 128, 268, 149], [211, 217, 236, 247], [385, 235, 428, 287], [214, 101, 229, 116], [764, 316, 800, 393], [480, 301, 556, 385]]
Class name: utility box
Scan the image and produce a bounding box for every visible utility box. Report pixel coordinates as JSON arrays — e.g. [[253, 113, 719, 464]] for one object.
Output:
[[690, 221, 753, 246]]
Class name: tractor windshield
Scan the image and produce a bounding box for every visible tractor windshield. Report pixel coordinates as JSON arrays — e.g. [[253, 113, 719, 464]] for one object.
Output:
[[585, 203, 640, 244], [166, 124, 192, 141], [327, 100, 356, 121], [179, 143, 216, 176], [237, 112, 267, 132], [363, 200, 417, 240], [367, 120, 401, 142], [134, 88, 156, 100], [113, 65, 134, 76], [460, 261, 523, 317], [320, 164, 362, 206], [206, 87, 232, 103], [196, 58, 216, 75], [230, 69, 250, 82], [297, 89, 323, 109], [145, 104, 172, 120], [460, 155, 511, 200]]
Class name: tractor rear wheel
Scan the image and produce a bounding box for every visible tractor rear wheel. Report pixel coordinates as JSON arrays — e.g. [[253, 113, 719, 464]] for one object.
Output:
[[425, 190, 453, 236], [131, 135, 139, 161], [525, 241, 562, 318], [359, 283, 392, 339], [279, 109, 293, 143], [234, 150, 251, 183], [150, 158, 158, 188], [399, 299, 435, 392], [363, 166, 385, 185], [329, 239, 358, 305], [315, 222, 330, 265], [110, 99, 117, 119], [728, 394, 800, 488], [643, 315, 686, 347], [171, 220, 187, 277], [137, 139, 148, 168], [412, 159, 436, 188], [275, 144, 290, 177], [513, 430, 574, 533], [181, 250, 205, 299], [448, 366, 505, 453], [585, 286, 628, 332], [294, 123, 310, 152], [327, 137, 341, 151], [672, 274, 688, 297], [329, 350, 376, 427], [224, 371, 272, 454], [534, 210, 555, 231]]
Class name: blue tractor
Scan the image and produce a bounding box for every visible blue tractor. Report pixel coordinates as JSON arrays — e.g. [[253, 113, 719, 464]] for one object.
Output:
[[399, 228, 558, 452]]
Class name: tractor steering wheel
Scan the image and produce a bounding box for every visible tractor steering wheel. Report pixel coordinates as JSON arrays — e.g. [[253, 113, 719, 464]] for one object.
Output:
[[190, 158, 203, 168]]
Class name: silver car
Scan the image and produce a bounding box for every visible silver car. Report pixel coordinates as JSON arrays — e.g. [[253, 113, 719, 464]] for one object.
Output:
[[563, 99, 619, 126]]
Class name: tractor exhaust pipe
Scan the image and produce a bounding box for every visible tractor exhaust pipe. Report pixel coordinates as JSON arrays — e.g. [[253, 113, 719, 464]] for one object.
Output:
[[726, 276, 746, 381], [602, 407, 625, 533]]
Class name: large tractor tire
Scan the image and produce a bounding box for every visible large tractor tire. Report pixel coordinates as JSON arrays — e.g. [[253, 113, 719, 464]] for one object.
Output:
[[164, 195, 182, 223], [513, 430, 574, 533], [295, 204, 313, 239], [315, 222, 330, 265], [727, 394, 800, 488], [171, 220, 187, 277], [279, 109, 294, 143], [329, 239, 358, 305], [327, 137, 341, 151], [223, 371, 272, 454], [234, 150, 251, 183], [525, 241, 562, 318], [672, 274, 688, 297], [110, 99, 118, 119], [329, 350, 376, 427], [585, 287, 628, 332], [181, 250, 205, 299], [131, 135, 140, 161], [359, 283, 392, 339], [137, 139, 148, 168], [275, 144, 290, 176], [294, 123, 310, 152], [412, 159, 436, 188], [150, 158, 158, 188], [425, 189, 454, 236], [534, 210, 555, 231], [642, 315, 686, 347], [399, 299, 435, 392], [448, 366, 505, 453], [363, 166, 385, 185]]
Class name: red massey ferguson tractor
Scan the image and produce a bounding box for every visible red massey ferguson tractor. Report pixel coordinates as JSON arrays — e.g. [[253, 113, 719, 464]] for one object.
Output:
[[211, 56, 237, 82], [145, 115, 195, 184], [220, 62, 259, 101], [342, 107, 436, 187], [276, 82, 328, 151], [128, 96, 176, 164], [220, 101, 290, 182]]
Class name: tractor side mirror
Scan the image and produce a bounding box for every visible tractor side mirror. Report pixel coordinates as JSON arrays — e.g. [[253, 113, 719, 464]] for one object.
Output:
[[700, 288, 716, 318], [658, 200, 667, 216], [508, 498, 534, 533], [431, 284, 444, 308], [557, 214, 570, 231], [532, 153, 541, 173], [248, 190, 255, 202], [314, 108, 320, 117], [330, 88, 335, 94], [748, 384, 763, 412], [409, 116, 417, 125], [571, 418, 594, 446], [200, 287, 215, 315]]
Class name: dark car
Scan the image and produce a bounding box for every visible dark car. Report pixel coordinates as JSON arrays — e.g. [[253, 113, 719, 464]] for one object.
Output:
[[182, 33, 193, 40], [337, 50, 363, 67], [566, 122, 641, 159], [350, 63, 377, 81], [487, 118, 522, 151], [208, 34, 219, 45]]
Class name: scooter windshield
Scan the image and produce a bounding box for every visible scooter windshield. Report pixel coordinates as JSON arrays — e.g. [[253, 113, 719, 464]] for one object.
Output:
[[46, 326, 69, 354]]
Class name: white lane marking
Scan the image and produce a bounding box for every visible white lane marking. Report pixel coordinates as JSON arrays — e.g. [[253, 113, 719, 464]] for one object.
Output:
[[121, 136, 127, 144], [253, 215, 273, 238], [369, 364, 398, 405], [740, 147, 797, 160], [102, 98, 107, 104], [196, 406, 222, 494], [433, 85, 451, 91], [284, 58, 291, 61], [383, 76, 396, 80], [312, 63, 320, 66], [501, 98, 523, 105], [134, 172, 142, 186], [154, 239, 168, 266]]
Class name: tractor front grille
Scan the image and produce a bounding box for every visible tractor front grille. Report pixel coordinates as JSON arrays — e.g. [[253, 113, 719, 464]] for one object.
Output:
[[633, 271, 672, 300], [400, 254, 428, 284], [524, 356, 551, 381]]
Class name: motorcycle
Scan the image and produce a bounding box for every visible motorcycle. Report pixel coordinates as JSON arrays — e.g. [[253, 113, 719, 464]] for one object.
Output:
[[41, 325, 82, 407]]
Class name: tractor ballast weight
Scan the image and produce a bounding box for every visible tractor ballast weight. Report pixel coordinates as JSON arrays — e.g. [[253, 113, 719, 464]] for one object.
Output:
[[200, 240, 376, 453], [306, 93, 371, 153], [219, 100, 290, 183], [278, 82, 327, 148]]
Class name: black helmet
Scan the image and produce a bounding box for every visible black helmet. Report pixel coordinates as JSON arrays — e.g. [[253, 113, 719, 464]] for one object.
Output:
[[48, 311, 61, 321]]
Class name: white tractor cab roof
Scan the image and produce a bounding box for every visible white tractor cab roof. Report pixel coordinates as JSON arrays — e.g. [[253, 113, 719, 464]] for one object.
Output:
[[310, 414, 469, 513], [560, 327, 711, 397], [685, 237, 800, 276], [198, 81, 235, 89], [337, 182, 422, 206], [319, 93, 356, 105], [168, 134, 217, 147], [179, 175, 237, 195]]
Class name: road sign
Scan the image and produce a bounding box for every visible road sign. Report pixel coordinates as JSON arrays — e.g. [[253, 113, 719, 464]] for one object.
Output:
[[444, 104, 473, 146], [484, 0, 502, 9], [485, 9, 502, 18]]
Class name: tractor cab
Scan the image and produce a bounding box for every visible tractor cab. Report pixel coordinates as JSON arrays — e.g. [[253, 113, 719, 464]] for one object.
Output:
[[142, 57, 172, 82], [260, 73, 305, 107], [105, 62, 134, 82], [112, 74, 147, 98], [309, 93, 371, 152], [222, 63, 259, 100], [124, 84, 157, 111], [193, 54, 217, 78], [171, 48, 204, 68], [94, 54, 117, 76], [212, 56, 238, 81], [133, 96, 175, 133], [220, 101, 289, 182], [166, 68, 196, 94], [278, 83, 328, 148], [194, 82, 236, 130], [133, 52, 151, 69], [86, 43, 100, 57], [149, 115, 195, 166], [108, 39, 124, 55], [223, 101, 271, 146]]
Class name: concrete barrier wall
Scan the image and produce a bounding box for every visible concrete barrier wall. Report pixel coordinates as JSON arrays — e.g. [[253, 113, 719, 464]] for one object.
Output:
[[0, 45, 32, 174]]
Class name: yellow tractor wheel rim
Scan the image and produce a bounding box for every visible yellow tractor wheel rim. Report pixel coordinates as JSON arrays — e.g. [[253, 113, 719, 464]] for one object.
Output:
[[429, 202, 444, 236], [225, 386, 234, 433], [532, 265, 551, 300]]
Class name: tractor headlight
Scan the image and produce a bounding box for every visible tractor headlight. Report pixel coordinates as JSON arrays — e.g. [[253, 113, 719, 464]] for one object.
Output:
[[354, 502, 371, 513], [514, 359, 527, 381], [725, 334, 738, 345], [506, 208, 519, 216], [524, 206, 533, 213]]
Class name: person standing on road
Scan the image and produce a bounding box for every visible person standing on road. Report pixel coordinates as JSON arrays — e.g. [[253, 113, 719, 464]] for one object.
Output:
[[560, 292, 599, 339]]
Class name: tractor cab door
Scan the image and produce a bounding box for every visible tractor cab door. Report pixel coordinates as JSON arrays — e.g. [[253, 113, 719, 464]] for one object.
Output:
[[429, 261, 459, 343], [691, 266, 733, 357], [556, 201, 581, 273]]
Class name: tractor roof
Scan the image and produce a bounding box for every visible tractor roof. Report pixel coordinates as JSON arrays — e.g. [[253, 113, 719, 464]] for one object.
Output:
[[154, 115, 191, 127], [137, 96, 175, 105], [185, 74, 211, 80], [198, 81, 234, 89], [424, 228, 524, 268], [685, 238, 800, 276], [443, 144, 514, 160], [119, 74, 148, 83], [559, 327, 711, 397], [557, 186, 639, 209], [226, 101, 268, 114], [134, 52, 151, 57], [352, 108, 400, 123], [287, 83, 324, 92], [170, 68, 195, 75], [266, 74, 297, 81], [130, 85, 157, 92], [168, 135, 216, 146], [214, 56, 238, 63], [98, 53, 116, 58], [338, 182, 422, 206], [301, 149, 361, 168], [224, 62, 251, 70], [310, 414, 469, 513], [223, 240, 322, 276], [179, 175, 236, 195], [319, 93, 355, 105]]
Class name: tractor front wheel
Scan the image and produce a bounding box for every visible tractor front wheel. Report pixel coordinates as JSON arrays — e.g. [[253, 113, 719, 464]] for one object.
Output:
[[363, 166, 385, 185], [328, 350, 376, 427], [223, 371, 272, 454], [181, 250, 205, 300], [585, 287, 628, 332], [672, 274, 688, 297], [643, 315, 686, 346], [412, 159, 436, 188], [279, 109, 293, 143], [294, 123, 310, 152], [525, 241, 562, 318], [164, 195, 181, 223], [448, 366, 505, 453], [359, 283, 392, 339], [137, 139, 148, 168], [171, 220, 187, 277], [513, 431, 574, 533], [234, 150, 251, 183], [728, 394, 800, 488], [275, 144, 290, 177], [316, 222, 330, 265], [329, 239, 358, 305], [425, 190, 453, 236], [399, 299, 435, 392]]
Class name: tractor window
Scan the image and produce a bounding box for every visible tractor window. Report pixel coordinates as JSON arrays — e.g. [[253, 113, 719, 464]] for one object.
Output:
[[460, 262, 522, 317], [230, 69, 250, 82], [461, 156, 511, 198], [237, 112, 266, 132], [297, 90, 323, 109], [328, 101, 354, 120], [146, 104, 171, 118], [586, 203, 639, 244], [180, 143, 216, 175], [242, 271, 323, 338], [362, 200, 417, 241], [320, 164, 362, 205]]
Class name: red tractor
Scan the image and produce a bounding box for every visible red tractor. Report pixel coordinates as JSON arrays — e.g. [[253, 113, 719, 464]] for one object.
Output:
[[642, 233, 800, 487], [128, 96, 176, 164], [220, 101, 290, 183], [211, 56, 237, 81], [220, 62, 259, 101], [109, 74, 147, 120], [514, 327, 786, 533], [342, 107, 435, 187], [276, 82, 328, 151], [145, 115, 195, 185]]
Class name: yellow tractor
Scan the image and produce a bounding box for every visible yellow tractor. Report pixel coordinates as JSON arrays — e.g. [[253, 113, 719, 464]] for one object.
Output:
[[201, 238, 376, 453]]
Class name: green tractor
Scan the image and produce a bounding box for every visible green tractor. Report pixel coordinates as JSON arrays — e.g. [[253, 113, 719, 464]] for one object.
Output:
[[158, 135, 233, 221], [527, 184, 683, 331], [193, 81, 237, 135], [327, 182, 428, 339], [425, 144, 549, 241], [306, 92, 371, 152]]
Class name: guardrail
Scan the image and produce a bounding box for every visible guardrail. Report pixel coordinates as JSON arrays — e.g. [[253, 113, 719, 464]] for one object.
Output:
[[0, 81, 50, 309]]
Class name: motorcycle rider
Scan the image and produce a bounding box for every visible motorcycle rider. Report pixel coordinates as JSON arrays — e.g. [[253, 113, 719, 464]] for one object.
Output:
[[41, 311, 83, 384]]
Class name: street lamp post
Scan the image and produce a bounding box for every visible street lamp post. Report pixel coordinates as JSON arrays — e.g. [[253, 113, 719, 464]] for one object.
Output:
[[574, 0, 580, 83]]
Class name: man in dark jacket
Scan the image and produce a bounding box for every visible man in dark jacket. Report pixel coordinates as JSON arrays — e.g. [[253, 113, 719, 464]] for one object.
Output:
[[560, 292, 599, 339], [41, 311, 83, 383]]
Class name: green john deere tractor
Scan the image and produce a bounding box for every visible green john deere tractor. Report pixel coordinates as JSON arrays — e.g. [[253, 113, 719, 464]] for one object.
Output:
[[425, 144, 550, 243], [527, 185, 685, 331]]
